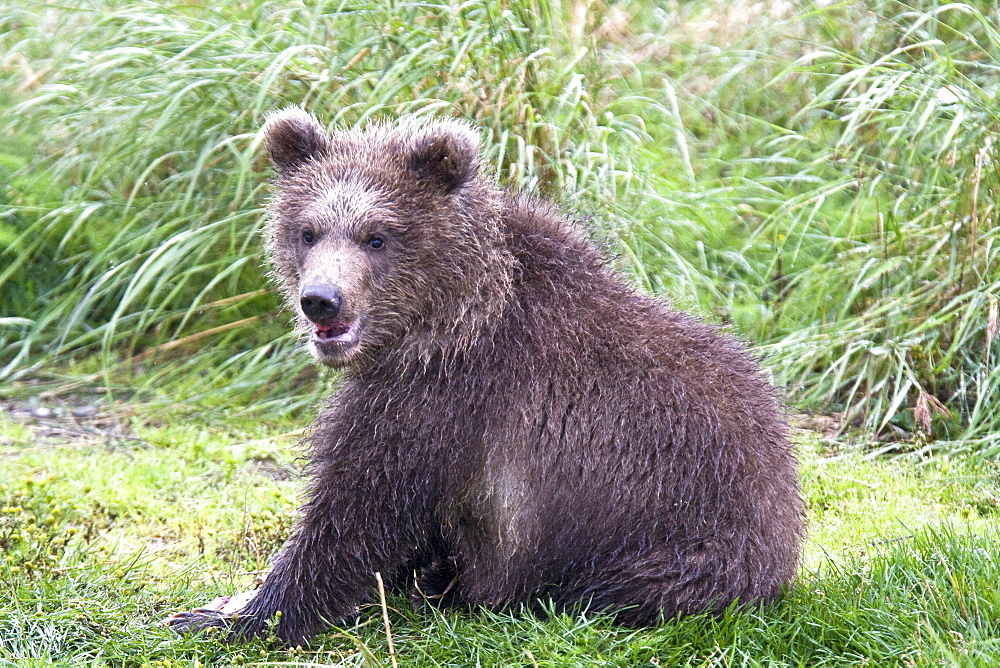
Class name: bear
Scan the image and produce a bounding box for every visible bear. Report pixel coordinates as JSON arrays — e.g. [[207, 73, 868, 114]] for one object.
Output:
[[165, 108, 805, 646]]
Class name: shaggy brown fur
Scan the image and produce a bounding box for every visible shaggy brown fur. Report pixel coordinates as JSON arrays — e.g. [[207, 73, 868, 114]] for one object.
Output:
[[166, 109, 804, 645]]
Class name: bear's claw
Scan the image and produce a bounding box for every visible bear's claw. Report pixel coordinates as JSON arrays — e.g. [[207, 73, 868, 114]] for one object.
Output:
[[163, 607, 233, 635]]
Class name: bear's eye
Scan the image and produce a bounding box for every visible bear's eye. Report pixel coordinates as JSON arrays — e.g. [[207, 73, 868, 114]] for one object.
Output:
[[368, 234, 386, 250], [301, 229, 316, 245]]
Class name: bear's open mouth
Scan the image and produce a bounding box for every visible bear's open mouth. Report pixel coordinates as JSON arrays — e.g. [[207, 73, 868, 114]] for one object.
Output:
[[313, 319, 361, 347], [315, 322, 349, 339]]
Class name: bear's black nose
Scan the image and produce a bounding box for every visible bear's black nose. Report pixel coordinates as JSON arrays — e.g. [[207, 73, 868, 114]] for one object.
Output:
[[300, 284, 343, 325]]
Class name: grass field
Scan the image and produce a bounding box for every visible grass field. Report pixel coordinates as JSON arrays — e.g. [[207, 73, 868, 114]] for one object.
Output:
[[2, 0, 1000, 664], [3, 407, 1000, 665]]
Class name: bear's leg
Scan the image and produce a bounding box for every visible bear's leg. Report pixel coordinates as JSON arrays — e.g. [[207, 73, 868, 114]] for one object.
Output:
[[554, 544, 776, 626], [412, 554, 462, 609], [166, 479, 426, 645], [164, 534, 363, 643]]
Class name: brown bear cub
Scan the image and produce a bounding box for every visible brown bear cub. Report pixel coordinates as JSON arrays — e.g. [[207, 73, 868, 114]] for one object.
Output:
[[166, 109, 804, 645]]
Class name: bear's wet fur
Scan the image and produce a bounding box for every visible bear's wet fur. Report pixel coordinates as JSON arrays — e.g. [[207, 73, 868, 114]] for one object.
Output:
[[167, 109, 804, 645]]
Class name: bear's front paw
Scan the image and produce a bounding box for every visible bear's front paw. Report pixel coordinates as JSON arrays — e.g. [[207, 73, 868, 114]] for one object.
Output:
[[163, 607, 233, 637], [164, 591, 259, 638]]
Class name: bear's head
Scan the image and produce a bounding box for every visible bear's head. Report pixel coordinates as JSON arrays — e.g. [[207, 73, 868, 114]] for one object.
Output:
[[262, 109, 510, 368]]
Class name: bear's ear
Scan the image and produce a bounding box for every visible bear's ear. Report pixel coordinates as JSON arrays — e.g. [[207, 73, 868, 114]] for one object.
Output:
[[408, 121, 480, 193], [262, 107, 330, 175]]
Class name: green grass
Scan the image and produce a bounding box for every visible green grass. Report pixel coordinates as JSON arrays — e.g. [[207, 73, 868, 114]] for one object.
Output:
[[1, 0, 998, 444], [3, 409, 1000, 666]]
